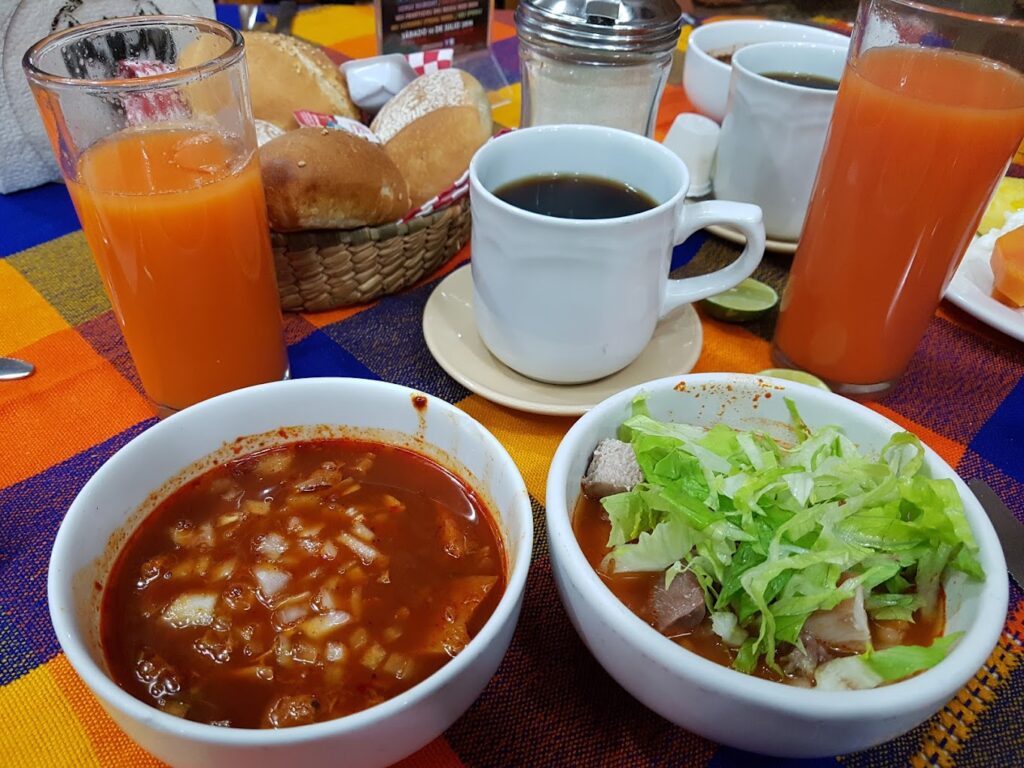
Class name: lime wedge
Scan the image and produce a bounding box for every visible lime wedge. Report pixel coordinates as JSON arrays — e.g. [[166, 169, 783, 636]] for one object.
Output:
[[700, 278, 778, 322], [757, 368, 831, 392]]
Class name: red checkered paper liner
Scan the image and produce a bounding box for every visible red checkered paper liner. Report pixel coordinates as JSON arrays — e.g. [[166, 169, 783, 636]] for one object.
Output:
[[116, 60, 189, 126], [406, 48, 455, 75]]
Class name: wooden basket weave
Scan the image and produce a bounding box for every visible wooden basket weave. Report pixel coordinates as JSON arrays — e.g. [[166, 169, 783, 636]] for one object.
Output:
[[272, 198, 471, 312]]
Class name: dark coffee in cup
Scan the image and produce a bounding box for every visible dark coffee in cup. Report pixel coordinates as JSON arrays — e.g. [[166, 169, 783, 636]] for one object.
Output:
[[493, 174, 656, 220], [762, 71, 840, 90]]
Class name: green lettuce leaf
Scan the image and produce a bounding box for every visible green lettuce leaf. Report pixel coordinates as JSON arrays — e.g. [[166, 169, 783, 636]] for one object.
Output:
[[863, 632, 963, 681]]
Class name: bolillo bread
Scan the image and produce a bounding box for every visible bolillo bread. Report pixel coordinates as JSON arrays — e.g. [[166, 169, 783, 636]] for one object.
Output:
[[241, 32, 358, 130], [371, 70, 492, 208], [181, 31, 358, 130], [259, 128, 411, 231]]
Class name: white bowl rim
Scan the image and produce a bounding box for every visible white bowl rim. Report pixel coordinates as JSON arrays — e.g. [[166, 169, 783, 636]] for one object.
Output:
[[546, 372, 1008, 719], [688, 19, 850, 72], [48, 376, 534, 745]]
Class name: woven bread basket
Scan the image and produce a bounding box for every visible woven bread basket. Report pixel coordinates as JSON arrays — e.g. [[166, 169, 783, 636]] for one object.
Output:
[[272, 197, 471, 312]]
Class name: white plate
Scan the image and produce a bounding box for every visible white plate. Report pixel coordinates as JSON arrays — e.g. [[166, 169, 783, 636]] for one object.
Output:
[[705, 223, 798, 255], [946, 235, 1024, 342], [422, 266, 703, 416]]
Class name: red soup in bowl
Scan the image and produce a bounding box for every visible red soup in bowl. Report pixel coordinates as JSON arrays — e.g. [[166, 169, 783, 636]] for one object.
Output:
[[101, 437, 505, 728]]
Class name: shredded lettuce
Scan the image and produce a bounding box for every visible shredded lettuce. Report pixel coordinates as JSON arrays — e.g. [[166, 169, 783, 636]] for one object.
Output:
[[601, 395, 983, 681]]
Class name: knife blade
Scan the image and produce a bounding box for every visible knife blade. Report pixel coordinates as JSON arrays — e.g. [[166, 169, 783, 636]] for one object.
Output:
[[968, 479, 1024, 587], [0, 357, 34, 380]]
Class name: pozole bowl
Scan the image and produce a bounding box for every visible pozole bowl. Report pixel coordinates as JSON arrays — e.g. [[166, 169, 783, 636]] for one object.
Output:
[[49, 377, 533, 768], [684, 20, 849, 122], [545, 373, 1007, 757]]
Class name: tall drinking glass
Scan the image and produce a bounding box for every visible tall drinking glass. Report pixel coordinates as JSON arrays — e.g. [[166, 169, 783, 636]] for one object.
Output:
[[772, 0, 1024, 397], [24, 16, 288, 416]]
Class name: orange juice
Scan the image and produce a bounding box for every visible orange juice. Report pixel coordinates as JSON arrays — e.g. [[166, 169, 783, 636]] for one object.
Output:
[[773, 47, 1024, 389], [67, 128, 287, 412]]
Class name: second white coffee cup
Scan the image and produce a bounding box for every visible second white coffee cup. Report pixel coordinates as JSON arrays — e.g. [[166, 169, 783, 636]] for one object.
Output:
[[469, 124, 766, 384], [714, 42, 847, 242]]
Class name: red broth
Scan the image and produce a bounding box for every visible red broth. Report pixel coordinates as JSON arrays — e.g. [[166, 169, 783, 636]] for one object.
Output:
[[102, 439, 505, 728]]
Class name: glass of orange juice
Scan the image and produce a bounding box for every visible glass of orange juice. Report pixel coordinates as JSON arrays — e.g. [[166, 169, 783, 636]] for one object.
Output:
[[772, 0, 1024, 398], [24, 16, 288, 416]]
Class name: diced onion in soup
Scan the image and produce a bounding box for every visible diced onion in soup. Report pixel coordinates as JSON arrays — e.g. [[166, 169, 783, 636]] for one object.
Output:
[[325, 641, 347, 662], [211, 558, 237, 581], [350, 454, 375, 476], [284, 494, 321, 514], [349, 627, 368, 650], [162, 592, 217, 628], [252, 566, 291, 602], [299, 610, 352, 639], [243, 499, 271, 516], [350, 587, 363, 620], [351, 519, 376, 542], [194, 523, 214, 549], [293, 641, 318, 665], [300, 538, 321, 555], [273, 602, 310, 629], [382, 653, 413, 680], [338, 531, 380, 565], [321, 541, 338, 560], [255, 451, 293, 477], [256, 532, 289, 561], [360, 643, 387, 671]]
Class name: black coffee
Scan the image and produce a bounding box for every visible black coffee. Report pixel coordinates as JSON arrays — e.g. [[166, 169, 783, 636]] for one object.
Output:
[[493, 174, 657, 220], [762, 71, 840, 90]]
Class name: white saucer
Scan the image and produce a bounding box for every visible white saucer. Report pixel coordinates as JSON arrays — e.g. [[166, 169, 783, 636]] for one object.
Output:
[[705, 223, 798, 255], [422, 266, 704, 416]]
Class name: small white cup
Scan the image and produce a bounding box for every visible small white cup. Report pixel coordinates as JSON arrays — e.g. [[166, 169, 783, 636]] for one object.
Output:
[[469, 125, 766, 384], [713, 42, 847, 242]]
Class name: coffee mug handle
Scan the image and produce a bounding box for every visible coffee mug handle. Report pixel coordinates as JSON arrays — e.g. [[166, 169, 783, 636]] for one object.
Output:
[[660, 200, 766, 316]]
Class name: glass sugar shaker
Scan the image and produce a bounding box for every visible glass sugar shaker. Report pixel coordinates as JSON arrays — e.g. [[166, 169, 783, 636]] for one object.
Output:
[[516, 0, 682, 137]]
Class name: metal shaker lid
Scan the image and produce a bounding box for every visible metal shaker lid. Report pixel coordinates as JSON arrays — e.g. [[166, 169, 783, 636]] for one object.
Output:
[[516, 0, 682, 55]]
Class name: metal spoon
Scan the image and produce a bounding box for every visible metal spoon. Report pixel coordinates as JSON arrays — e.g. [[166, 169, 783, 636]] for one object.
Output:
[[0, 357, 34, 380]]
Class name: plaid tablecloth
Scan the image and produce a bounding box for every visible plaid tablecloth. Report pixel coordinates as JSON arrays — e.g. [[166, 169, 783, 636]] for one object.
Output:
[[2, 6, 1022, 767]]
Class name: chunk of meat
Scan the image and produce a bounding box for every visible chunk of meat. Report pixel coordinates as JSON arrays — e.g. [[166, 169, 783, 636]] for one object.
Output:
[[780, 629, 832, 679], [582, 438, 644, 500], [263, 694, 319, 728], [422, 575, 497, 657], [649, 571, 706, 635], [803, 586, 870, 653]]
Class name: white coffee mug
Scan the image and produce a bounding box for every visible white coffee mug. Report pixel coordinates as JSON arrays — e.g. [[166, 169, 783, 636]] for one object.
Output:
[[469, 124, 766, 384], [713, 42, 847, 242]]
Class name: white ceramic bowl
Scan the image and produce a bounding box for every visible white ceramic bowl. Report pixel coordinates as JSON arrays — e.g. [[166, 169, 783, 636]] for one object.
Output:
[[546, 373, 1008, 758], [684, 20, 850, 122], [49, 378, 533, 768]]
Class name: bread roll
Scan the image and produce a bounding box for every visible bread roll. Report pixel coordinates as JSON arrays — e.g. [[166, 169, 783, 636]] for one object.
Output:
[[260, 128, 410, 230], [371, 70, 492, 207], [181, 31, 358, 130]]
